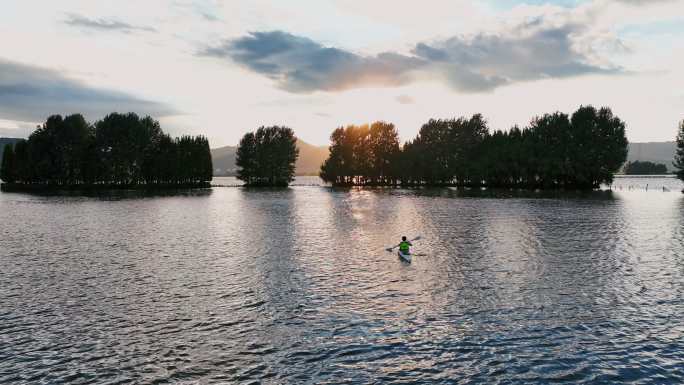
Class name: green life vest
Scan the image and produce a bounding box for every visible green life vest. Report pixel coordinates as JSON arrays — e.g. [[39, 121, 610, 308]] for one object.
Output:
[[399, 241, 410, 253]]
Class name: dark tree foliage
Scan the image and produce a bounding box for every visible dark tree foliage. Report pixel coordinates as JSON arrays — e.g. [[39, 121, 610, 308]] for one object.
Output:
[[236, 132, 258, 183], [403, 119, 454, 185], [1, 144, 15, 183], [399, 115, 488, 186], [566, 106, 628, 188], [11, 140, 29, 184], [624, 161, 668, 175], [368, 122, 401, 185], [320, 122, 401, 186], [236, 126, 299, 186], [0, 138, 21, 161], [675, 120, 684, 182], [0, 113, 212, 187], [320, 106, 629, 190]]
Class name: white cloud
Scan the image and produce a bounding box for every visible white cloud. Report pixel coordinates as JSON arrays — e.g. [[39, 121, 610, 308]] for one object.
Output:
[[0, 0, 682, 145]]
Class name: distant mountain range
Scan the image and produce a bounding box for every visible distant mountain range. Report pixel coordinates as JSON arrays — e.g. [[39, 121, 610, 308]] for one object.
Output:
[[211, 139, 329, 176], [627, 142, 677, 171]]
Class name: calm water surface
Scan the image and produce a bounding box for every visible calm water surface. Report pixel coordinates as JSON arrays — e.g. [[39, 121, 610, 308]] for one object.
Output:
[[1, 177, 683, 384]]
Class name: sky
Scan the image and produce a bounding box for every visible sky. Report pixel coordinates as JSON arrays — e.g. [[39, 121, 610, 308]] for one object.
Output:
[[0, 0, 682, 147]]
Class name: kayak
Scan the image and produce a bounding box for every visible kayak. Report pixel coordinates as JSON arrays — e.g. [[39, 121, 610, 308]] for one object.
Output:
[[398, 250, 412, 263]]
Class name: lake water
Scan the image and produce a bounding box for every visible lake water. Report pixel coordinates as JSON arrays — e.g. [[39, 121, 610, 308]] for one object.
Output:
[[1, 177, 683, 384]]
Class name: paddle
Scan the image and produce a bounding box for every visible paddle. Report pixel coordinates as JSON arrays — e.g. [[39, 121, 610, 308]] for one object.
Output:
[[386, 236, 421, 252]]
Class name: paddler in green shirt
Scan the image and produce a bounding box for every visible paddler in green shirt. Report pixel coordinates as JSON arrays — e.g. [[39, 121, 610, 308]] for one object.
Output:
[[399, 236, 412, 255]]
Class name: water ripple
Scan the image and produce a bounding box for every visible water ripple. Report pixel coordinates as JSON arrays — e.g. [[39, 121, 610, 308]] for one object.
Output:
[[1, 178, 683, 383]]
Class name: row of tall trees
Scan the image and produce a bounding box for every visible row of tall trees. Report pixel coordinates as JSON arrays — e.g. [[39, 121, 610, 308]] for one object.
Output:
[[319, 122, 401, 185], [236, 126, 299, 186], [0, 113, 212, 186], [319, 106, 629, 189]]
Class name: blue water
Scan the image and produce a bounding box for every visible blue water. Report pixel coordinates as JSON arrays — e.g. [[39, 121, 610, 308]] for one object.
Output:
[[1, 177, 683, 383]]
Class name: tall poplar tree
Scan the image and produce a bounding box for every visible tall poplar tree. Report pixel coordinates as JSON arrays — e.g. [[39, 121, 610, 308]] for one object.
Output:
[[0, 144, 15, 183], [236, 126, 299, 186], [674, 120, 684, 182]]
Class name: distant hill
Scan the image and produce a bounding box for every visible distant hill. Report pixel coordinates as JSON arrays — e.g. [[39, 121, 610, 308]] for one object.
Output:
[[295, 140, 330, 175], [211, 139, 329, 176], [211, 145, 238, 176], [627, 142, 677, 171], [0, 138, 22, 161]]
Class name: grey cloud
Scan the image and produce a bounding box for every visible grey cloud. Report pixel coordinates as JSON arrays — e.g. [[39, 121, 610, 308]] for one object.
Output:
[[0, 59, 175, 123], [413, 43, 449, 62], [200, 31, 424, 92], [414, 24, 620, 91], [196, 10, 220, 21], [172, 1, 221, 22], [64, 14, 156, 33], [203, 24, 619, 93]]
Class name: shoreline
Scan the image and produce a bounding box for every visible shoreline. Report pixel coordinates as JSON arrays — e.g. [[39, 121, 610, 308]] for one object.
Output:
[[0, 182, 211, 193], [2, 177, 681, 194]]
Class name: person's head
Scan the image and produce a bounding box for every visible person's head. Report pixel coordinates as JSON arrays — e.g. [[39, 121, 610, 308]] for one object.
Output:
[[402, 236, 407, 241]]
